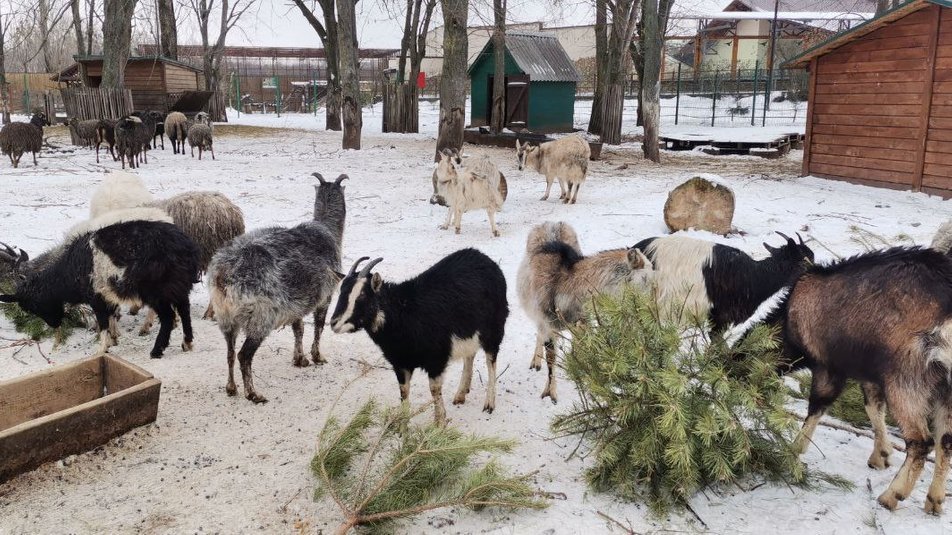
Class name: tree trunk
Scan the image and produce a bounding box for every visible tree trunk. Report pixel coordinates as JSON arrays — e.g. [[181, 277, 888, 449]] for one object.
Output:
[[435, 0, 468, 160], [86, 0, 96, 55], [588, 0, 607, 135], [292, 0, 341, 130], [337, 0, 361, 149], [640, 0, 673, 162], [158, 0, 178, 59], [489, 0, 505, 133], [598, 0, 640, 145], [71, 0, 90, 85], [39, 0, 55, 73], [101, 0, 138, 88], [0, 28, 9, 124], [631, 37, 644, 127]]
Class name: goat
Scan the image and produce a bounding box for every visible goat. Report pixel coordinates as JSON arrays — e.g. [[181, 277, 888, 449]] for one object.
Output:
[[188, 112, 214, 160], [330, 248, 508, 424], [69, 117, 105, 162], [0, 112, 45, 168], [115, 116, 142, 169], [429, 148, 508, 207], [432, 148, 506, 237], [0, 220, 199, 358], [631, 232, 814, 330], [96, 119, 117, 162], [165, 112, 189, 155], [727, 247, 952, 515], [516, 135, 590, 204], [517, 222, 654, 403], [933, 219, 952, 256], [150, 111, 166, 149], [130, 111, 158, 165], [208, 173, 346, 403]]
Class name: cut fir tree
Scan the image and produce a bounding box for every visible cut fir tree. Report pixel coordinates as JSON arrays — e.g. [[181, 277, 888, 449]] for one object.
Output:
[[551, 287, 850, 515]]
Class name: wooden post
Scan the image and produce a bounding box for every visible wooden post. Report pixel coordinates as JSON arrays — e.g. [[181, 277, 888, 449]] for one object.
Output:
[[730, 33, 739, 77], [912, 4, 941, 192], [801, 58, 818, 178]]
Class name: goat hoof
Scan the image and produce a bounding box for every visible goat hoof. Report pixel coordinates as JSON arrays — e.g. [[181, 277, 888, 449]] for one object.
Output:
[[539, 195, 548, 201], [226, 385, 237, 396], [294, 358, 310, 368], [925, 495, 943, 516], [570, 199, 577, 205], [150, 352, 163, 359], [247, 393, 269, 404], [483, 404, 494, 414], [877, 492, 902, 511], [138, 327, 150, 337], [867, 452, 889, 470], [492, 230, 500, 237], [455, 228, 461, 234], [439, 224, 448, 230], [312, 354, 327, 365], [181, 341, 193, 352]]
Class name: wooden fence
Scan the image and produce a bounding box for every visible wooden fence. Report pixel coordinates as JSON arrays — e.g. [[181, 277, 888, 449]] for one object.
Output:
[[59, 87, 134, 145], [382, 83, 419, 133]]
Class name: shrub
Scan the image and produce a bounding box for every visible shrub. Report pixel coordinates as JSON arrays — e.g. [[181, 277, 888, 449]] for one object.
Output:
[[552, 287, 849, 515]]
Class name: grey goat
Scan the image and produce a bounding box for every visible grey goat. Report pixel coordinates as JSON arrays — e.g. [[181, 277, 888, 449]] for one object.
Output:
[[207, 173, 346, 403]]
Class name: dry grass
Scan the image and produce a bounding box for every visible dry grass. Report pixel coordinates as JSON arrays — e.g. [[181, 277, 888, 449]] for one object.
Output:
[[214, 124, 313, 138]]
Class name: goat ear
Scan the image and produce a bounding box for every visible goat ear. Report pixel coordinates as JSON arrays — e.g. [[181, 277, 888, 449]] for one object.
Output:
[[18, 250, 28, 264], [328, 269, 345, 283], [0, 294, 17, 303], [371, 272, 383, 292], [627, 248, 650, 270]]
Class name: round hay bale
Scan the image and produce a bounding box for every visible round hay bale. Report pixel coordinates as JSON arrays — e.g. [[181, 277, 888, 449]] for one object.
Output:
[[663, 175, 735, 235]]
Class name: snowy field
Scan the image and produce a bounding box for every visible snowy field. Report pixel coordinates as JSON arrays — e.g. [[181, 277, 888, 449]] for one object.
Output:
[[0, 113, 949, 534]]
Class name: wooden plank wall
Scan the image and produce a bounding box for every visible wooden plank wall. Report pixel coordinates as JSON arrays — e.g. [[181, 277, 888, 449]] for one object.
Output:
[[924, 8, 952, 196], [123, 62, 166, 92], [806, 6, 950, 196], [164, 65, 200, 92]]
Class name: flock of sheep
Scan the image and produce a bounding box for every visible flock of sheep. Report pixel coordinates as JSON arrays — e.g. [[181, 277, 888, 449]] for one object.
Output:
[[0, 109, 216, 170], [0, 119, 951, 517]]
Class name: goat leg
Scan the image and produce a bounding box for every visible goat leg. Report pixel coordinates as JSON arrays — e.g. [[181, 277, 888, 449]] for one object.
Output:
[[926, 416, 952, 515], [224, 327, 239, 396], [149, 302, 176, 358], [483, 352, 497, 414], [453, 352, 476, 405], [795, 368, 845, 454], [540, 339, 558, 403], [429, 374, 447, 426], [861, 382, 891, 469], [238, 336, 267, 403], [291, 319, 309, 367], [439, 207, 452, 230], [311, 305, 328, 364], [540, 176, 553, 201], [487, 209, 500, 237], [174, 299, 193, 352], [530, 333, 544, 371]]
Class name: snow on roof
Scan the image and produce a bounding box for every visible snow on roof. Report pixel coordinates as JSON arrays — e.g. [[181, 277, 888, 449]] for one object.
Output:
[[681, 11, 873, 20]]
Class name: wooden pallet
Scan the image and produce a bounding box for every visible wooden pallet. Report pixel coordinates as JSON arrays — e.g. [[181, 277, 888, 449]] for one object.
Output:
[[661, 132, 804, 158]]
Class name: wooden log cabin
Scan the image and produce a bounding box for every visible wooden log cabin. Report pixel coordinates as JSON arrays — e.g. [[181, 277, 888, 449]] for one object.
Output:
[[54, 56, 205, 112], [787, 0, 952, 198]]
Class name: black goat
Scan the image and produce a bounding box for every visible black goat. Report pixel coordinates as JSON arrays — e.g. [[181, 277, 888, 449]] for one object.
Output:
[[115, 116, 141, 169], [330, 248, 509, 424], [632, 232, 813, 330], [0, 221, 200, 357], [729, 246, 952, 515]]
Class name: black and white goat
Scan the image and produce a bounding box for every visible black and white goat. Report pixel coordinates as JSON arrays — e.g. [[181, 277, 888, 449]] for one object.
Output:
[[727, 246, 952, 515], [632, 232, 813, 330], [330, 249, 509, 425], [207, 173, 346, 403], [0, 220, 200, 357]]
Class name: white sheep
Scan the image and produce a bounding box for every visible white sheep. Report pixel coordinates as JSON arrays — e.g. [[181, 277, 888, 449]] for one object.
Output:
[[516, 135, 590, 204], [932, 219, 952, 255], [433, 149, 506, 237], [89, 171, 155, 219]]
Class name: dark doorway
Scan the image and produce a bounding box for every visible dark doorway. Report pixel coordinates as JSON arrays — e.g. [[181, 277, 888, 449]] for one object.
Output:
[[505, 74, 529, 129]]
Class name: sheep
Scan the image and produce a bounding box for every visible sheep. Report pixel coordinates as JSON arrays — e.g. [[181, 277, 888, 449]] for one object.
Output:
[[330, 248, 509, 424], [517, 221, 654, 403], [69, 117, 103, 161], [130, 111, 158, 165], [150, 111, 166, 149], [516, 135, 590, 204], [0, 219, 200, 358], [432, 148, 506, 237], [96, 119, 118, 162], [726, 246, 952, 515], [188, 112, 214, 160], [932, 219, 952, 255], [165, 111, 189, 155], [89, 171, 155, 219], [208, 173, 346, 403], [631, 232, 814, 330], [0, 111, 45, 168], [115, 116, 142, 169]]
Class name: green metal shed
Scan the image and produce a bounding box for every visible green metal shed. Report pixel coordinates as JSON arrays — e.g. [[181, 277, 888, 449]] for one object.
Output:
[[468, 32, 581, 133]]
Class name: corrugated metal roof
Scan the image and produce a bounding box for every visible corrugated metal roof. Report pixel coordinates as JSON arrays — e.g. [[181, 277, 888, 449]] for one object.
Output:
[[469, 31, 581, 83]]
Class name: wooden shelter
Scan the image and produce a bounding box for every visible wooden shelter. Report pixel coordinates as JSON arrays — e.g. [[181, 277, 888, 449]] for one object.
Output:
[[788, 0, 952, 197], [467, 32, 580, 133]]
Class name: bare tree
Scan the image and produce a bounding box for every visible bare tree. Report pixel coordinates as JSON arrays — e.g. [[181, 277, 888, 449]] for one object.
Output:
[[595, 0, 640, 145], [0, 1, 18, 123], [101, 0, 137, 87], [587, 0, 606, 135], [158, 0, 176, 59], [488, 0, 505, 133], [70, 0, 90, 84], [336, 0, 360, 148], [383, 0, 435, 133], [435, 0, 467, 159], [291, 0, 341, 130], [185, 0, 255, 120], [38, 0, 55, 72], [639, 0, 672, 162]]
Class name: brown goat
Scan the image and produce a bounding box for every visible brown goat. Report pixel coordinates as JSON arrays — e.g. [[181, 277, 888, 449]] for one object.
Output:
[[517, 222, 654, 403]]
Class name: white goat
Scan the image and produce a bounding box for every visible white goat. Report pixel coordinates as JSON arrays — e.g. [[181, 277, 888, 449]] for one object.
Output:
[[89, 171, 154, 219], [932, 219, 952, 255], [434, 149, 506, 237], [516, 135, 590, 204]]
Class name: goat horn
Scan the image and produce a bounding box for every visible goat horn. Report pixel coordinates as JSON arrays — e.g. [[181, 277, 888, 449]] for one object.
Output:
[[775, 231, 793, 242], [347, 256, 370, 277], [312, 172, 327, 184], [0, 241, 18, 263], [359, 257, 384, 278], [335, 174, 348, 185], [796, 232, 805, 245]]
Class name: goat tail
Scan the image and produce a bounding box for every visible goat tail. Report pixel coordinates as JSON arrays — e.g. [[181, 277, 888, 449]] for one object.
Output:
[[923, 318, 952, 382]]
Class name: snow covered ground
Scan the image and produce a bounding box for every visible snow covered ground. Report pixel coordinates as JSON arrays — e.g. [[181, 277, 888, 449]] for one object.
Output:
[[0, 116, 949, 534]]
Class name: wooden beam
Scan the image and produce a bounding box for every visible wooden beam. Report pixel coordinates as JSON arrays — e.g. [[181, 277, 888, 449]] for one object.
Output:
[[912, 4, 942, 192], [802, 57, 818, 177]]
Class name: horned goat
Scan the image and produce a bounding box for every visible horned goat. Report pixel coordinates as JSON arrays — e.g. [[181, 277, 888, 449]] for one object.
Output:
[[330, 248, 509, 424], [208, 173, 346, 403], [0, 112, 45, 168], [0, 219, 199, 357], [631, 232, 814, 330], [188, 112, 215, 160], [165, 112, 189, 155], [516, 135, 590, 204], [517, 221, 654, 403], [432, 148, 506, 237], [727, 247, 952, 515]]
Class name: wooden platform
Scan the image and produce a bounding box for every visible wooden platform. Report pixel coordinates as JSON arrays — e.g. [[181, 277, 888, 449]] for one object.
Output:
[[0, 355, 161, 482], [660, 131, 804, 158]]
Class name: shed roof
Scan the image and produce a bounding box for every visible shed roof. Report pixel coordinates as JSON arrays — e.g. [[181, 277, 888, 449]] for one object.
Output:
[[468, 32, 581, 83], [731, 0, 876, 12], [786, 0, 952, 67]]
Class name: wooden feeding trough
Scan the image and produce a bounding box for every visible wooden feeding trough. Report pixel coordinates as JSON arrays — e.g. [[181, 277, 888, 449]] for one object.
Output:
[[0, 355, 161, 482], [660, 131, 803, 158], [463, 128, 603, 160]]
